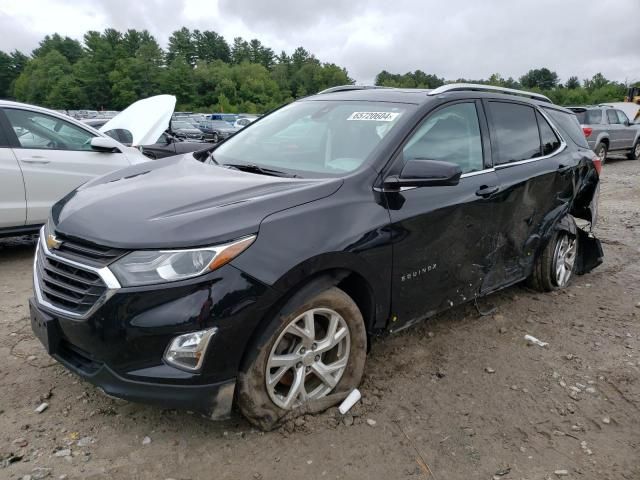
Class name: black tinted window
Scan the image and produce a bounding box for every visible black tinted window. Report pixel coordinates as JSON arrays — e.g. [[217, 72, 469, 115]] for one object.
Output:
[[488, 102, 540, 164], [574, 109, 602, 124], [606, 110, 619, 124], [542, 108, 589, 149], [536, 112, 561, 155], [403, 102, 483, 174]]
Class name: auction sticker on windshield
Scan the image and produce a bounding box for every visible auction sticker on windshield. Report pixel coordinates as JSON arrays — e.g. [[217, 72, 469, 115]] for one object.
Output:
[[347, 112, 401, 121]]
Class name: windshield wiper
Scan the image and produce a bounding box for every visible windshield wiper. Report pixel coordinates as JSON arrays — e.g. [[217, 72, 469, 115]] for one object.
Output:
[[222, 163, 299, 178]]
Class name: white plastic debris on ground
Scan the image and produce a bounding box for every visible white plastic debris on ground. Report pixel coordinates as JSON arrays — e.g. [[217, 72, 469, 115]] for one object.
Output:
[[338, 389, 361, 414], [524, 334, 548, 347]]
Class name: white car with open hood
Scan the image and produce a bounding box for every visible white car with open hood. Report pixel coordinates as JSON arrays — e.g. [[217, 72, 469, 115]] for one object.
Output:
[[0, 96, 176, 237]]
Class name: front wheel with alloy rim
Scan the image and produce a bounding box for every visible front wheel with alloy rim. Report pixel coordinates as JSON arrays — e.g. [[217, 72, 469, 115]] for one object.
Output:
[[594, 142, 607, 165], [627, 141, 640, 160], [236, 287, 367, 430], [528, 228, 578, 292]]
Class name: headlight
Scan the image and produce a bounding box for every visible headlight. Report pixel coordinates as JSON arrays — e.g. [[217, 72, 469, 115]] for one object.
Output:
[[164, 327, 218, 371], [110, 235, 255, 287]]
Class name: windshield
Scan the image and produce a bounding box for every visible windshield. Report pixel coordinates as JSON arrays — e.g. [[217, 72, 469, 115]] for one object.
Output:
[[213, 100, 412, 176]]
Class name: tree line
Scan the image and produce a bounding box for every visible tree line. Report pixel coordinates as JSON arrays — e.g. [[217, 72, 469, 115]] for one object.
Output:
[[0, 28, 352, 113], [375, 68, 630, 105], [0, 28, 633, 113]]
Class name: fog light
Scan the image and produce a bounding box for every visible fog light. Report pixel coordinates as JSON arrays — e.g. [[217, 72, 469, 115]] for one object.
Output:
[[164, 327, 218, 372]]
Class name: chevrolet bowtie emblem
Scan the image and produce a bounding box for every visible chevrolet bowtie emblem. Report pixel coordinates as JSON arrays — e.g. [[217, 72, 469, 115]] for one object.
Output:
[[46, 234, 62, 250]]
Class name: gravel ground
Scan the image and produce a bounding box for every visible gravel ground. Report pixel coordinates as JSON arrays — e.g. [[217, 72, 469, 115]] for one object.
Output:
[[1, 157, 638, 480]]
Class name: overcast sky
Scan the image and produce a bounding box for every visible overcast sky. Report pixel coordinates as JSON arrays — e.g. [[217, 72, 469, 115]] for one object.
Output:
[[1, 0, 638, 85]]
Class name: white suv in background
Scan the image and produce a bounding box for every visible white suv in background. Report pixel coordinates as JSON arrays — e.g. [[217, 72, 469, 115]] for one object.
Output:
[[0, 100, 150, 236]]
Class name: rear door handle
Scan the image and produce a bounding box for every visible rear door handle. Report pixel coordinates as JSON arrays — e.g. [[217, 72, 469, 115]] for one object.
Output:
[[475, 185, 499, 197]]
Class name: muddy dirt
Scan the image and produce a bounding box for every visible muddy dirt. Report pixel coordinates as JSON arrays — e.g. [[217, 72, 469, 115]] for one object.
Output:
[[1, 157, 638, 480]]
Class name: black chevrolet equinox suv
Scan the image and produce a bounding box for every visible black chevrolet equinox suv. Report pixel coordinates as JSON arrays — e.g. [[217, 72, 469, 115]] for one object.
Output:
[[31, 84, 603, 430]]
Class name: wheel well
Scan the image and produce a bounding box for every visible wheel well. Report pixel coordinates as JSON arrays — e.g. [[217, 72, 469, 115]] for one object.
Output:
[[600, 137, 609, 147], [335, 271, 376, 334], [239, 268, 377, 373], [275, 268, 377, 333]]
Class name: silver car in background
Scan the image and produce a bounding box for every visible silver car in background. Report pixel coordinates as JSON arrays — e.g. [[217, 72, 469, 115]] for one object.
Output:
[[568, 105, 640, 163]]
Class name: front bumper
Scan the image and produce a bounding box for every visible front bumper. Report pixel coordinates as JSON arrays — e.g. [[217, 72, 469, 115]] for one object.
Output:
[[30, 236, 277, 417], [29, 296, 238, 417]]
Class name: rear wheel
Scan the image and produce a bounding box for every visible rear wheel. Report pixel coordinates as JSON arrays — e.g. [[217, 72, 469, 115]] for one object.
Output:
[[528, 228, 577, 292], [212, 132, 219, 143], [236, 287, 367, 430], [594, 142, 607, 165], [627, 140, 640, 160]]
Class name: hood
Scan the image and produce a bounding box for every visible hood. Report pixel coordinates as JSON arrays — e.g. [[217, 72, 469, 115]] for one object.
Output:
[[52, 156, 342, 249], [100, 95, 176, 147]]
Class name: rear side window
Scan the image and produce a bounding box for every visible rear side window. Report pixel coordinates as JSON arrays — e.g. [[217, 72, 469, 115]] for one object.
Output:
[[574, 109, 602, 125], [606, 110, 619, 124], [537, 112, 561, 155], [542, 108, 590, 149], [488, 102, 540, 164]]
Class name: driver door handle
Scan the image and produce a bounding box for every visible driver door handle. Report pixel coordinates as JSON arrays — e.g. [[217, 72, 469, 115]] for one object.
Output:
[[475, 185, 499, 197]]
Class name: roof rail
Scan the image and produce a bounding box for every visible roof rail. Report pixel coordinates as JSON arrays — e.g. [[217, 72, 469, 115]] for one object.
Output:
[[428, 83, 553, 103], [317, 85, 390, 94]]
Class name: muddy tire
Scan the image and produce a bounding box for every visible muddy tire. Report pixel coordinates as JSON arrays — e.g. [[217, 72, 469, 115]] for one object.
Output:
[[236, 286, 367, 431], [594, 142, 607, 165], [627, 140, 640, 160], [528, 227, 578, 292]]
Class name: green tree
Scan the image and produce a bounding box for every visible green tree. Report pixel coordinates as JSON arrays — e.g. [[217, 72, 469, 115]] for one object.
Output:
[[0, 50, 28, 98], [160, 57, 196, 108], [166, 27, 197, 67], [231, 37, 251, 64], [375, 70, 443, 88], [520, 68, 559, 90], [565, 76, 580, 89], [13, 50, 75, 105], [583, 72, 610, 91], [47, 75, 87, 108], [32, 34, 83, 64], [73, 30, 123, 108], [109, 38, 164, 109], [193, 30, 230, 63]]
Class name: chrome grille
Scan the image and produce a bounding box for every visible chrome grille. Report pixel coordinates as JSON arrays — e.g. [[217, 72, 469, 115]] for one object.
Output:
[[36, 243, 106, 315], [33, 228, 121, 319], [52, 233, 125, 267]]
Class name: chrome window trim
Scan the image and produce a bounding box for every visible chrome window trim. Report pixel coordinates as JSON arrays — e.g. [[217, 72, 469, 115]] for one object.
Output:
[[373, 167, 495, 192], [33, 227, 121, 320], [460, 167, 495, 178], [494, 141, 567, 170]]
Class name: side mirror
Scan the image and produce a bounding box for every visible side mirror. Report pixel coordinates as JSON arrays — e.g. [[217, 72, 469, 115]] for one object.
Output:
[[624, 120, 631, 127], [90, 136, 121, 153], [384, 159, 462, 190]]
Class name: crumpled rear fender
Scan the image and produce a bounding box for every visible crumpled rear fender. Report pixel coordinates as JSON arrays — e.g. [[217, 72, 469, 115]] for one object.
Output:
[[552, 214, 603, 276]]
